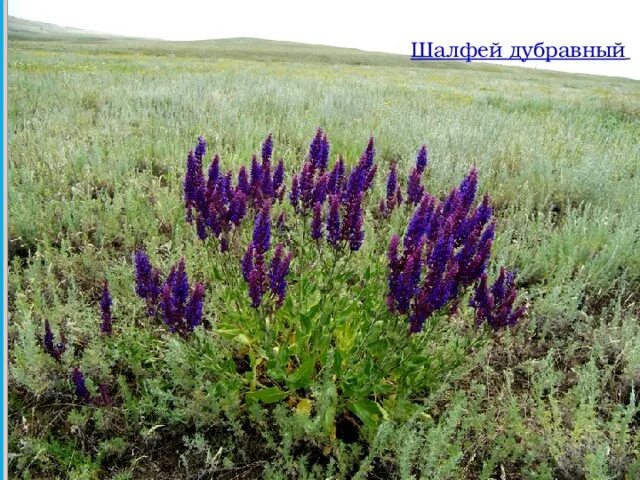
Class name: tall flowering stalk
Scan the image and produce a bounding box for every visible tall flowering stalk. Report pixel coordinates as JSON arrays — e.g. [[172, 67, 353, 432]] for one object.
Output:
[[159, 259, 206, 337], [407, 145, 429, 205], [290, 132, 377, 252], [380, 163, 402, 217], [71, 367, 91, 401], [133, 249, 161, 315], [43, 319, 65, 361], [183, 136, 254, 249], [387, 168, 510, 333], [134, 250, 206, 335], [100, 280, 113, 334], [241, 203, 292, 309], [471, 267, 527, 329]]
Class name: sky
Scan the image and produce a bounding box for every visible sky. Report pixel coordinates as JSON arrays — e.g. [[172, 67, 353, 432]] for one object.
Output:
[[8, 0, 639, 80]]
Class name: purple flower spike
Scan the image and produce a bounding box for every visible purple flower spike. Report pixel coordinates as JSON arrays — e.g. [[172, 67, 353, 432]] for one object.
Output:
[[308, 128, 330, 171], [206, 155, 220, 198], [299, 161, 315, 211], [416, 144, 428, 174], [250, 154, 262, 189], [328, 156, 345, 195], [471, 268, 526, 329], [327, 194, 341, 247], [133, 249, 160, 308], [386, 164, 398, 202], [100, 280, 113, 334], [43, 319, 55, 355], [360, 137, 375, 170], [155, 259, 206, 336], [312, 173, 329, 206], [458, 167, 478, 213], [228, 190, 247, 226], [241, 243, 255, 282], [261, 157, 273, 197], [43, 319, 65, 361], [407, 167, 424, 205], [248, 252, 267, 308], [252, 203, 271, 254], [194, 136, 207, 161], [362, 164, 378, 193], [185, 282, 205, 329], [289, 174, 301, 210], [311, 202, 323, 240], [237, 166, 251, 196], [269, 244, 292, 308], [72, 367, 91, 402], [262, 133, 273, 162], [184, 149, 205, 223]]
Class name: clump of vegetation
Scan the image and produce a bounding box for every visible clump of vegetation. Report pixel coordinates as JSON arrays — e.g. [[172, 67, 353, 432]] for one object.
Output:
[[11, 129, 527, 478]]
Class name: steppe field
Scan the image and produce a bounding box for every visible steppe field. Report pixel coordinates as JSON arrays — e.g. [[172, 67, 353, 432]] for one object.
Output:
[[7, 16, 640, 480]]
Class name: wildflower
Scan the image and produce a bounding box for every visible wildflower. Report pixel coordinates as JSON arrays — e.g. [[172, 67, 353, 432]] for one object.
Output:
[[185, 282, 205, 330], [407, 167, 424, 205], [241, 243, 255, 282], [206, 155, 220, 198], [228, 190, 247, 226], [237, 166, 251, 196], [133, 249, 161, 312], [299, 161, 315, 211], [327, 156, 345, 195], [311, 202, 323, 240], [471, 268, 526, 329], [386, 164, 398, 204], [309, 128, 330, 171], [248, 252, 267, 308], [43, 319, 65, 361], [289, 174, 301, 209], [269, 244, 293, 307], [312, 172, 329, 205], [242, 239, 292, 308], [362, 164, 378, 192], [250, 154, 262, 187], [403, 194, 435, 251], [160, 259, 206, 336], [184, 149, 204, 223], [326, 194, 341, 247], [194, 135, 207, 161], [100, 280, 113, 334], [342, 192, 365, 251], [71, 367, 91, 401], [415, 144, 428, 174], [262, 133, 273, 162], [252, 203, 271, 254], [261, 157, 273, 197], [360, 137, 375, 170]]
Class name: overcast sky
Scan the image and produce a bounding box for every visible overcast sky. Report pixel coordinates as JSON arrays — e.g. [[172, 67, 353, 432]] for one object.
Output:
[[8, 0, 639, 80]]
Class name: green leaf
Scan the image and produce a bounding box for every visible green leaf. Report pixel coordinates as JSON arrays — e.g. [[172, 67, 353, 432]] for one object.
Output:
[[245, 387, 288, 405], [348, 399, 382, 431], [287, 357, 315, 389]]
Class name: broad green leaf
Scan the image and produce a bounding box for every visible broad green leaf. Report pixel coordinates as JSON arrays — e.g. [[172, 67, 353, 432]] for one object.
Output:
[[245, 387, 288, 405], [287, 357, 315, 388], [348, 398, 382, 431]]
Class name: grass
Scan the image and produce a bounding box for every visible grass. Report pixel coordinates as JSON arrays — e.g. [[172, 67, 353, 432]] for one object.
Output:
[[8, 16, 640, 480]]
